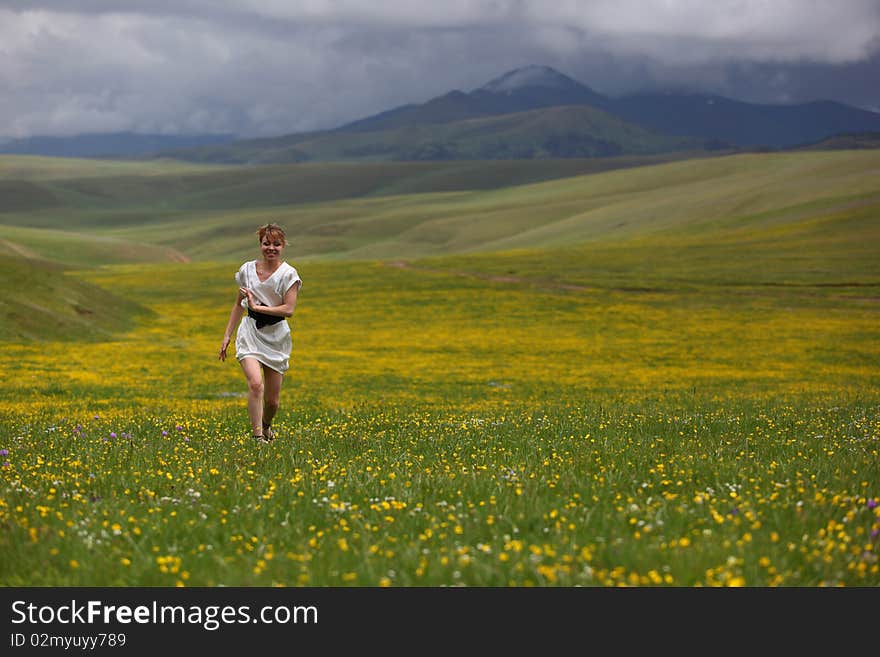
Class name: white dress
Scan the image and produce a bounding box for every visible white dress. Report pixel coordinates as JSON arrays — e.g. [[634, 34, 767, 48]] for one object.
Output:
[[234, 260, 302, 374]]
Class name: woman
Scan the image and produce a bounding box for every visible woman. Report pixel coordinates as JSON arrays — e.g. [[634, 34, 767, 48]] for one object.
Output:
[[219, 223, 302, 443]]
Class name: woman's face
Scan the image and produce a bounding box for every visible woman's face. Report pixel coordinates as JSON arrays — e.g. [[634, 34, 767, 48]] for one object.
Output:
[[260, 233, 285, 261]]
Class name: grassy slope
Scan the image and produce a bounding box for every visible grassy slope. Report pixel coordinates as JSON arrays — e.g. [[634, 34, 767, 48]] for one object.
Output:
[[0, 156, 222, 180], [0, 153, 694, 211], [189, 149, 879, 265], [0, 149, 877, 339], [0, 153, 707, 263], [2, 150, 877, 264], [0, 225, 191, 265], [0, 254, 153, 341]]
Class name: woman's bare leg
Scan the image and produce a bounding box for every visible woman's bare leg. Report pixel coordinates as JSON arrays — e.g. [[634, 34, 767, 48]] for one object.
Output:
[[262, 366, 283, 435], [240, 358, 265, 436]]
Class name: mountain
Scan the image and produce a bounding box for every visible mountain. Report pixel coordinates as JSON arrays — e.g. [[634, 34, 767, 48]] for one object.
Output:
[[0, 132, 235, 158], [8, 65, 880, 162], [163, 104, 705, 164], [158, 66, 713, 164], [609, 93, 880, 149], [160, 65, 880, 164], [340, 65, 611, 132], [334, 64, 880, 151]]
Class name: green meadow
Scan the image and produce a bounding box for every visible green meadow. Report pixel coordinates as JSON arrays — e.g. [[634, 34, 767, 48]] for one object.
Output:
[[0, 150, 878, 586]]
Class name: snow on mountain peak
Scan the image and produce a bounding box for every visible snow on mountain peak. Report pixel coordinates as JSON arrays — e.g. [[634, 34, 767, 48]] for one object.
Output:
[[480, 65, 578, 93]]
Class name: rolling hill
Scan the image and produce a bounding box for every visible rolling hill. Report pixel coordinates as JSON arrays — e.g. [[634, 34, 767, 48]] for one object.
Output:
[[0, 152, 702, 238], [794, 131, 880, 151], [0, 253, 153, 341], [0, 148, 877, 341], [0, 149, 877, 266]]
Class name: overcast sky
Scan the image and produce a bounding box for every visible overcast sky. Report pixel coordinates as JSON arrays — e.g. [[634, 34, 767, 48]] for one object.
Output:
[[2, 0, 879, 139]]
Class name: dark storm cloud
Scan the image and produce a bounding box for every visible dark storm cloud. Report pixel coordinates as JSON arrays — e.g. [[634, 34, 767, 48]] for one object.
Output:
[[1, 1, 878, 138]]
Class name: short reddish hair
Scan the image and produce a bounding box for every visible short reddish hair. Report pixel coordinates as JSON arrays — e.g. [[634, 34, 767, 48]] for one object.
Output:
[[257, 222, 287, 245]]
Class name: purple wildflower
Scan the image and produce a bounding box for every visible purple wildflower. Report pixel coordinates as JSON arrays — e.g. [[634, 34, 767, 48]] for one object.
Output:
[[0, 449, 8, 457], [109, 432, 117, 439], [868, 499, 878, 510]]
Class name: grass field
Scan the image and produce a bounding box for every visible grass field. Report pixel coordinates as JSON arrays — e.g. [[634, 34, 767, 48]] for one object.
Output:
[[1, 150, 877, 266], [0, 150, 878, 586]]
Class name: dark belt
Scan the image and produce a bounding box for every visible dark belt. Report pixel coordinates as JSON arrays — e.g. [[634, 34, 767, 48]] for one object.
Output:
[[248, 307, 284, 329]]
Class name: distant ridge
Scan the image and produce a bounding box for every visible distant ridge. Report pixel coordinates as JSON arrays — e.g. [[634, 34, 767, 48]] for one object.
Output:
[[164, 105, 706, 164], [610, 94, 880, 151], [161, 65, 880, 163], [792, 131, 880, 151], [0, 132, 235, 159], [7, 65, 880, 162]]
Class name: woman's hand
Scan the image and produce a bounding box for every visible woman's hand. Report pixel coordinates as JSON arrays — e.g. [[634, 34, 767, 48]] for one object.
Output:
[[219, 335, 231, 361], [240, 286, 257, 307]]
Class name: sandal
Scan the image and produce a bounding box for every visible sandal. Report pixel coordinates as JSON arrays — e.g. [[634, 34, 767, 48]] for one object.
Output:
[[262, 423, 276, 442], [252, 432, 269, 444]]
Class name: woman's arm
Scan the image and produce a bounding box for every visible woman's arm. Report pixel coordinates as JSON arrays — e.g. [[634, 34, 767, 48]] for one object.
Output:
[[219, 290, 246, 361], [240, 283, 299, 318]]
